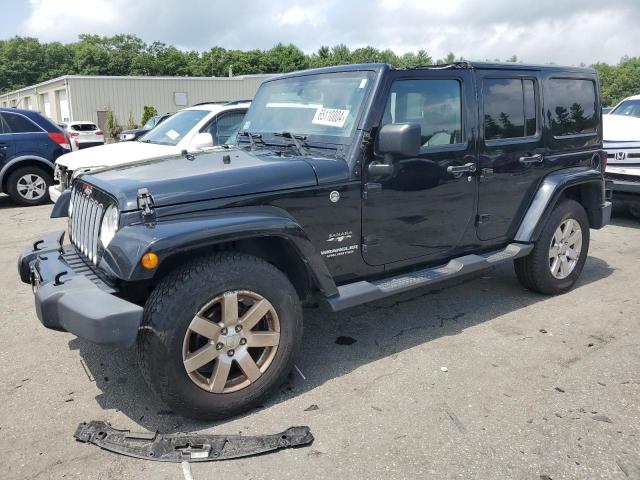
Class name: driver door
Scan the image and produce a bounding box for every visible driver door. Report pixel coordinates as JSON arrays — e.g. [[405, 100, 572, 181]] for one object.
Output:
[[362, 70, 478, 266]]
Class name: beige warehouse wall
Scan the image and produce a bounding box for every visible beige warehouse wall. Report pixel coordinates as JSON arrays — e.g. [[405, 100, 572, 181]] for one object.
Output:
[[68, 76, 270, 125]]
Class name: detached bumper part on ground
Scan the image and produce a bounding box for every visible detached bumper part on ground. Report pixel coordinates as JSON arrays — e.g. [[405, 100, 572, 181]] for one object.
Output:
[[74, 421, 314, 462], [17, 231, 143, 347]]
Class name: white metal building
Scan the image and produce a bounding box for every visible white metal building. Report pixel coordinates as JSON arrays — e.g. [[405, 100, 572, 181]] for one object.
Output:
[[0, 74, 271, 129]]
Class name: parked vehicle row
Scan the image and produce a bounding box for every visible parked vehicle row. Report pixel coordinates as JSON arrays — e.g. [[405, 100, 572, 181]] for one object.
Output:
[[603, 95, 640, 218], [48, 100, 249, 202], [19, 62, 611, 420]]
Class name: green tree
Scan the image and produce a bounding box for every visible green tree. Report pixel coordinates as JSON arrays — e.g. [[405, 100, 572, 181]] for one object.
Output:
[[140, 105, 158, 127]]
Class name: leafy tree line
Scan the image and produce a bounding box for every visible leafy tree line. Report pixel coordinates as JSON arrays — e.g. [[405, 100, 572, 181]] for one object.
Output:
[[0, 34, 636, 105]]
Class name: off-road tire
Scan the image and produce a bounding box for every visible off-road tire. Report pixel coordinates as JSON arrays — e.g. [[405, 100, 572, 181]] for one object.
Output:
[[137, 252, 303, 420], [514, 199, 590, 295], [628, 203, 640, 220], [6, 166, 52, 206]]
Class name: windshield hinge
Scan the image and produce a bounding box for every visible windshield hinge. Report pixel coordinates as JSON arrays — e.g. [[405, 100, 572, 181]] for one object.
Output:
[[137, 188, 155, 218]]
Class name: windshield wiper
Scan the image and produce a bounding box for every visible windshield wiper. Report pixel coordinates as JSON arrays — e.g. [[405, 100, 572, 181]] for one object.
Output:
[[237, 131, 266, 150], [273, 132, 309, 156]]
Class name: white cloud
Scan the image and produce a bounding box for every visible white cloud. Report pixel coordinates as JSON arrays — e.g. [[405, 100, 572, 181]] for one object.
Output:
[[14, 0, 640, 65], [22, 0, 120, 38]]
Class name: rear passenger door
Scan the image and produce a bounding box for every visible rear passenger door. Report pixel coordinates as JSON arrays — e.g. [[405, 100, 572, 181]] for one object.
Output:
[[3, 112, 47, 157], [476, 72, 545, 241], [0, 115, 15, 166]]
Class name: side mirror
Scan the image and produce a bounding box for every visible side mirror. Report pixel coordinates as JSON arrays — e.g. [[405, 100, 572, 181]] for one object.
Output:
[[191, 132, 214, 150], [378, 123, 421, 158]]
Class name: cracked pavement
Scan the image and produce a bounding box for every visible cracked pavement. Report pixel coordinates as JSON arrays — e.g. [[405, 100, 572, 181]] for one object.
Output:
[[0, 195, 639, 479]]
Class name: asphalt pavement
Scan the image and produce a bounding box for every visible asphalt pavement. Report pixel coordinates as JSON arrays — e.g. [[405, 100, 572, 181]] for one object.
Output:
[[0, 195, 638, 480]]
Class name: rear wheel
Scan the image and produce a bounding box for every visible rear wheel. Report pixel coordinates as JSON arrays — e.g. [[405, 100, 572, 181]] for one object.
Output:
[[137, 252, 302, 420], [6, 166, 52, 206], [515, 199, 590, 295]]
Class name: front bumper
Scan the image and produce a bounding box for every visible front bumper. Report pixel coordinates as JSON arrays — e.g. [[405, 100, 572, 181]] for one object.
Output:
[[17, 231, 143, 348]]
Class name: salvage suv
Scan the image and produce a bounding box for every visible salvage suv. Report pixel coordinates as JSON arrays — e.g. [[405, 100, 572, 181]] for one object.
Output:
[[19, 62, 611, 419]]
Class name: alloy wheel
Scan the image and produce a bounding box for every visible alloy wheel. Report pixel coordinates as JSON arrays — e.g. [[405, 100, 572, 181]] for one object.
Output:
[[549, 218, 582, 279], [182, 290, 280, 393], [16, 173, 47, 201]]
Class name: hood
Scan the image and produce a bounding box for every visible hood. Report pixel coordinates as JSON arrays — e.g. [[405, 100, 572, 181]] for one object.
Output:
[[121, 128, 148, 135], [84, 148, 349, 211], [603, 114, 640, 142], [57, 141, 179, 170]]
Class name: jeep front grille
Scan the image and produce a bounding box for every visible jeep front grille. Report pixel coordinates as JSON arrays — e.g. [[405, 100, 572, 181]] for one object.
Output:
[[69, 184, 105, 264]]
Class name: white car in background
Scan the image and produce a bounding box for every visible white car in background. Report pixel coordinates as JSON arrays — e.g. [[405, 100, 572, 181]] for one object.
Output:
[[59, 121, 105, 151], [50, 101, 250, 202], [603, 95, 640, 218]]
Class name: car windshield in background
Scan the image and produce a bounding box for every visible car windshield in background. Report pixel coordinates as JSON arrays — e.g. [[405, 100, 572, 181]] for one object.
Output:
[[140, 110, 209, 145], [71, 124, 97, 131], [611, 99, 640, 118], [143, 115, 159, 129], [240, 71, 375, 141]]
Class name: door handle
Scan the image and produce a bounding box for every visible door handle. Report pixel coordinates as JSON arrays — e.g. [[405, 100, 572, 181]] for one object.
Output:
[[519, 154, 543, 164], [447, 162, 477, 174]]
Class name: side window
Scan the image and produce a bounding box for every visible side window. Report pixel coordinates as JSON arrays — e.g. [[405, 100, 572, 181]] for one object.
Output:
[[483, 78, 538, 141], [547, 79, 597, 137], [382, 79, 463, 147], [0, 115, 8, 135], [209, 111, 247, 145], [3, 113, 42, 133]]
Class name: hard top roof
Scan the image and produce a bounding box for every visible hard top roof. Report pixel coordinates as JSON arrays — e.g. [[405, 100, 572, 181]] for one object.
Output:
[[267, 61, 597, 81]]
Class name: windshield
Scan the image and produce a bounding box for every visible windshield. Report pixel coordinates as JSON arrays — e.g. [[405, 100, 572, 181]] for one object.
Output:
[[143, 115, 159, 129], [139, 110, 208, 145], [611, 99, 640, 118], [240, 71, 375, 142]]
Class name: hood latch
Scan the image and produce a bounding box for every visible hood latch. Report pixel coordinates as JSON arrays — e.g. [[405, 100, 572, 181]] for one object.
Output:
[[137, 188, 155, 220]]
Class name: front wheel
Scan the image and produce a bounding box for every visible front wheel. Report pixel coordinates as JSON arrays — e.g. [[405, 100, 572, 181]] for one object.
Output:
[[137, 253, 302, 420], [515, 199, 590, 295]]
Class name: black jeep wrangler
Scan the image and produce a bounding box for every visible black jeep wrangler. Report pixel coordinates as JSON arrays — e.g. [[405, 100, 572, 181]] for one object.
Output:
[[19, 62, 612, 419]]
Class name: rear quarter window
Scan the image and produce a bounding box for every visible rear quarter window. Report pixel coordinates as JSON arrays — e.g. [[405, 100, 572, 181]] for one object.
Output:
[[3, 113, 43, 133], [547, 78, 597, 137]]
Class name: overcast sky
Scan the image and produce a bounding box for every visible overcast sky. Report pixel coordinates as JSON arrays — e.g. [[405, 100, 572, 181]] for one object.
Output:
[[2, 0, 638, 65]]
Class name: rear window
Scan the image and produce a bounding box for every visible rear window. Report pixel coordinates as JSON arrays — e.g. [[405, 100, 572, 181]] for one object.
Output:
[[3, 113, 42, 133], [547, 78, 597, 137], [71, 123, 97, 131], [483, 78, 538, 141]]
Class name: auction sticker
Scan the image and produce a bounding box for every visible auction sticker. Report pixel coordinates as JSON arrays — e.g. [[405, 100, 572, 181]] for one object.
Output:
[[312, 108, 349, 128], [165, 129, 180, 140]]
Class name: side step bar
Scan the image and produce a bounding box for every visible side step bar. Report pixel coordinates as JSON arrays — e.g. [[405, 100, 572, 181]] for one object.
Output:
[[327, 243, 533, 312]]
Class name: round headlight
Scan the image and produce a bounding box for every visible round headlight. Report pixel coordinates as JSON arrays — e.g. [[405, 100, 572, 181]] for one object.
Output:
[[100, 204, 119, 247]]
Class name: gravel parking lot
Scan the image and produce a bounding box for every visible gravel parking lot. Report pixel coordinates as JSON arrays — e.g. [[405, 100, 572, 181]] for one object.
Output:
[[1, 195, 639, 480]]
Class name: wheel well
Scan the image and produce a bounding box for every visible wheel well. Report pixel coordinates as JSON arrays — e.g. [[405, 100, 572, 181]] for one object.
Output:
[[153, 236, 315, 301], [561, 182, 602, 228], [1, 159, 53, 192]]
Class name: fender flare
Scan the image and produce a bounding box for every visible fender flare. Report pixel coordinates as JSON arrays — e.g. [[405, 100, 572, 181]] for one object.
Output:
[[0, 155, 54, 192], [515, 167, 606, 243], [101, 205, 338, 296]]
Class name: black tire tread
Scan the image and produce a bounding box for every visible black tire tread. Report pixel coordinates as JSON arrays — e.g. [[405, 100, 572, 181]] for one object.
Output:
[[6, 165, 52, 206], [137, 251, 301, 420], [514, 199, 590, 295]]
